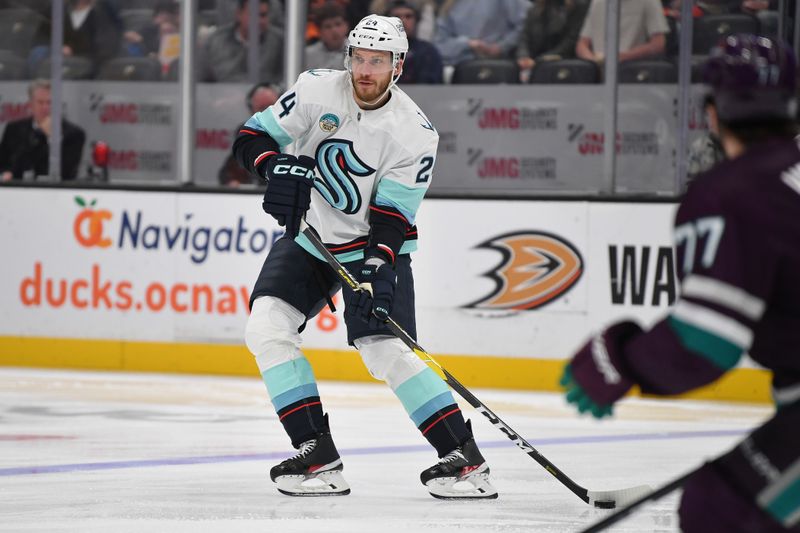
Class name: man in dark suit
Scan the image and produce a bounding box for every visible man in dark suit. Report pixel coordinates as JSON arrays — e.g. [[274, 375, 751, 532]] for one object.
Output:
[[0, 79, 86, 181]]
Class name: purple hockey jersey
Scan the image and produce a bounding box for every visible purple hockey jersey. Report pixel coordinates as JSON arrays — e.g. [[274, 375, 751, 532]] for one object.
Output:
[[622, 138, 800, 406]]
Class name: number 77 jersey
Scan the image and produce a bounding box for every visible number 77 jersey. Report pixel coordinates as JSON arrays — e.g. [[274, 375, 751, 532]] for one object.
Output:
[[621, 138, 800, 404], [243, 69, 439, 262]]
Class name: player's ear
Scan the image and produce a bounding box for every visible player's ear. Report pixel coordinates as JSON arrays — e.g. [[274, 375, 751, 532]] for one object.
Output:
[[395, 58, 404, 76]]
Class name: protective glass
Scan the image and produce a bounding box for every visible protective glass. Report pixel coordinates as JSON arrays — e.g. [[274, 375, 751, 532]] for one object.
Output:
[[346, 48, 397, 76]]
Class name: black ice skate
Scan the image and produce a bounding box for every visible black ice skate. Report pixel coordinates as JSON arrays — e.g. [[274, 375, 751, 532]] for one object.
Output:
[[420, 437, 497, 500], [270, 432, 350, 496]]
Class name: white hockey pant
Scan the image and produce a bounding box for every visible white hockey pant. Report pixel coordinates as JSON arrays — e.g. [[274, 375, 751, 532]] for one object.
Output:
[[354, 335, 428, 390], [245, 295, 309, 383]]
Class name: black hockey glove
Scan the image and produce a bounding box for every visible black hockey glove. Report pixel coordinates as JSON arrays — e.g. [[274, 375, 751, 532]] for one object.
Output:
[[262, 154, 316, 238], [347, 262, 397, 329]]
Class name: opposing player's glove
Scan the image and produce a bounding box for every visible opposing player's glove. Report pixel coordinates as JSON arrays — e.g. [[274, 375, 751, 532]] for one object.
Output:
[[559, 321, 643, 419], [262, 154, 316, 238], [346, 262, 397, 329]]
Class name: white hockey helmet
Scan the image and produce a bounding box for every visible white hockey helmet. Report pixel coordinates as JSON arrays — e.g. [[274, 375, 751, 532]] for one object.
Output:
[[345, 15, 408, 83]]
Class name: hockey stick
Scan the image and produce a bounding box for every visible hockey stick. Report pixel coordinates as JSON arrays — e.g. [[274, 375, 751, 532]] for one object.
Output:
[[300, 224, 652, 508], [579, 470, 693, 532]]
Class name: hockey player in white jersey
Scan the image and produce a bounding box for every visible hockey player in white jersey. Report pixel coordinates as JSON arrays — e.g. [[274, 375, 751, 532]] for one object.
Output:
[[233, 15, 496, 500]]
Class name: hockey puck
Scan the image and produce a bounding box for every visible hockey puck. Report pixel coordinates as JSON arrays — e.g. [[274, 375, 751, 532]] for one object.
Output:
[[594, 500, 616, 509]]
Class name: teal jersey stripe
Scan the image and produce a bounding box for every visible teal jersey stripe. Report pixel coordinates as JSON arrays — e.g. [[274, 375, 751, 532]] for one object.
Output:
[[764, 478, 800, 527], [409, 391, 458, 427], [262, 357, 317, 400], [246, 109, 293, 148], [375, 179, 427, 225], [394, 367, 450, 417], [270, 383, 321, 411], [668, 316, 743, 370], [295, 233, 418, 263]]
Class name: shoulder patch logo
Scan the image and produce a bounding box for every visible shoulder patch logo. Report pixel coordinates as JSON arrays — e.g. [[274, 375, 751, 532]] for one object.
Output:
[[465, 231, 583, 311], [319, 113, 340, 133]]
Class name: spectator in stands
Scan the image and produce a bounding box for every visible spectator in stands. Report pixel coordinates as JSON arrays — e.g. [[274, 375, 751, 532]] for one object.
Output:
[[576, 0, 669, 64], [344, 0, 372, 28], [372, 0, 437, 40], [687, 94, 725, 182], [304, 3, 349, 70], [216, 0, 283, 27], [0, 79, 86, 182], [201, 0, 284, 83], [303, 0, 370, 41], [434, 0, 529, 66], [386, 0, 443, 83], [516, 0, 590, 80], [124, 0, 179, 59], [218, 83, 280, 187], [31, 0, 122, 76]]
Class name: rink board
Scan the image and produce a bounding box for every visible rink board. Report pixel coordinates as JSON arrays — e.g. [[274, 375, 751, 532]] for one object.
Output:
[[0, 188, 770, 403]]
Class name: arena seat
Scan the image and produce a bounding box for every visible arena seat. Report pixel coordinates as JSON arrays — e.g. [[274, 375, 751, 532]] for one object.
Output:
[[619, 60, 678, 84], [693, 14, 759, 55], [530, 59, 599, 84], [35, 56, 94, 80], [98, 57, 163, 81], [452, 59, 519, 84]]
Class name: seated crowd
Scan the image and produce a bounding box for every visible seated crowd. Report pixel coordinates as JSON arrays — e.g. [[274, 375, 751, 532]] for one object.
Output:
[[0, 0, 783, 85]]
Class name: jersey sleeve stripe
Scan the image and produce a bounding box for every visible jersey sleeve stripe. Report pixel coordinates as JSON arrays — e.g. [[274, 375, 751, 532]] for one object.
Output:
[[254, 151, 277, 168], [671, 300, 754, 349], [682, 275, 766, 320], [245, 110, 293, 148], [375, 179, 427, 225], [369, 205, 409, 225], [757, 456, 800, 527], [667, 316, 743, 370], [238, 128, 259, 135]]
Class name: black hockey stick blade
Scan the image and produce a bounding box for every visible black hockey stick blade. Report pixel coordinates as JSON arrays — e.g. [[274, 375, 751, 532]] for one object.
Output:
[[300, 223, 651, 507], [579, 471, 693, 532]]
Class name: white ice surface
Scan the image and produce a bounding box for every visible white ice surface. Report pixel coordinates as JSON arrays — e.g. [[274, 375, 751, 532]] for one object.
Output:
[[0, 368, 772, 532]]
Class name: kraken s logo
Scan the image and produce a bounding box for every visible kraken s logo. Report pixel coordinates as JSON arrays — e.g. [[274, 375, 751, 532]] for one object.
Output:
[[466, 231, 583, 310], [314, 139, 374, 214]]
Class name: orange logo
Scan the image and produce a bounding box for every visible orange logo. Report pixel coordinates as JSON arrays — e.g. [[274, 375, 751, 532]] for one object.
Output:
[[466, 231, 583, 311], [73, 196, 112, 248]]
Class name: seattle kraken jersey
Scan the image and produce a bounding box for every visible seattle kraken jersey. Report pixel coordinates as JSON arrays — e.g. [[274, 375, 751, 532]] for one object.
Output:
[[624, 138, 800, 406], [243, 69, 439, 262]]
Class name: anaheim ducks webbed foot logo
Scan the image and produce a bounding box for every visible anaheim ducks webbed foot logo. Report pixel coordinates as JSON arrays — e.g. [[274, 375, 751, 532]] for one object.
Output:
[[466, 231, 583, 311]]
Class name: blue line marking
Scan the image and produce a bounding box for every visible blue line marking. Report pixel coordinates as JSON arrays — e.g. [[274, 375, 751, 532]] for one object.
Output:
[[0, 429, 746, 477]]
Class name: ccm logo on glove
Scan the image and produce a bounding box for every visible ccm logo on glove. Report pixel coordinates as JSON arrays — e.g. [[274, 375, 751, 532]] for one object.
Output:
[[271, 164, 315, 180]]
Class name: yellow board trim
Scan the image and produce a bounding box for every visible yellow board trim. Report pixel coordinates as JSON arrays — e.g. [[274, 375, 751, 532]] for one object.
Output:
[[0, 336, 771, 404]]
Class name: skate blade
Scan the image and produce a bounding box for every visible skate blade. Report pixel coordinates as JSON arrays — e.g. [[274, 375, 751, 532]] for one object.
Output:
[[425, 472, 498, 500], [275, 470, 351, 497]]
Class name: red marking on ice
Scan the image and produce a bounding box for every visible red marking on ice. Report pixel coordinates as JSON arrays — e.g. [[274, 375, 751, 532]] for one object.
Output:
[[0, 435, 74, 441]]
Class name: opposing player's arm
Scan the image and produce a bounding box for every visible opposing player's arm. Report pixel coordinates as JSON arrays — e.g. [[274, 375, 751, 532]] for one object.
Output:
[[232, 78, 312, 178], [622, 206, 773, 395], [563, 196, 775, 417], [366, 136, 437, 264]]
